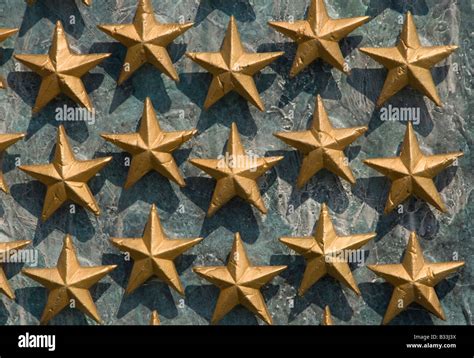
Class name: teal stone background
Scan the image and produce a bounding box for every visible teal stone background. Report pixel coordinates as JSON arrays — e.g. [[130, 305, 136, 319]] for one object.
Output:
[[0, 0, 471, 325]]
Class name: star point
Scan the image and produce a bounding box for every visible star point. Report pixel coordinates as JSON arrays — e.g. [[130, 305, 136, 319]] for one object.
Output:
[[0, 27, 18, 89], [150, 310, 160, 325], [0, 239, 31, 299], [0, 132, 25, 193], [321, 305, 334, 325]]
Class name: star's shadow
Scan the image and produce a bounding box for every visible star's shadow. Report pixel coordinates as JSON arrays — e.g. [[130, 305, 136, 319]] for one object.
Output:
[[194, 0, 256, 25], [89, 42, 187, 114], [19, 0, 86, 39], [0, 300, 8, 324], [0, 48, 14, 67], [347, 66, 451, 136], [365, 0, 429, 18]]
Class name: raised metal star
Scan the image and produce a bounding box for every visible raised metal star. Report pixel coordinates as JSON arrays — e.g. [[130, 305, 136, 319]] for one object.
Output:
[[274, 95, 367, 188], [15, 21, 110, 113], [98, 0, 193, 84], [0, 28, 18, 89], [186, 16, 283, 111], [364, 122, 463, 213], [22, 235, 116, 324], [280, 203, 375, 295], [321, 305, 334, 325], [101, 97, 196, 188], [150, 310, 160, 325], [111, 204, 203, 295], [19, 125, 112, 221], [359, 12, 458, 107], [368, 232, 464, 325], [0, 132, 25, 193], [193, 232, 286, 325], [0, 239, 31, 299], [268, 0, 369, 77], [189, 122, 283, 216]]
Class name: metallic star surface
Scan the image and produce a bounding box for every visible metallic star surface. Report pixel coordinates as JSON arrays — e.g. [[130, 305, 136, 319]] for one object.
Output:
[[15, 21, 110, 113], [274, 95, 367, 188], [0, 28, 18, 89], [186, 16, 283, 111], [26, 0, 92, 5], [19, 125, 112, 221], [280, 203, 375, 295], [368, 232, 464, 325], [0, 133, 25, 193], [150, 310, 160, 325], [268, 0, 369, 77], [359, 12, 458, 107], [364, 122, 463, 213], [193, 232, 286, 325], [0, 239, 31, 299], [98, 0, 193, 84], [189, 122, 283, 216], [22, 235, 116, 324], [321, 305, 334, 325], [111, 204, 203, 295], [101, 97, 196, 188]]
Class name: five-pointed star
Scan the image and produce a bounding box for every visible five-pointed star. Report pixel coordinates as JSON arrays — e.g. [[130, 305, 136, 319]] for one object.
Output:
[[98, 0, 193, 84], [268, 0, 369, 77], [0, 28, 18, 89], [0, 239, 31, 299], [111, 204, 203, 295], [364, 122, 463, 214], [0, 132, 25, 193], [321, 305, 334, 325], [274, 95, 367, 188], [22, 235, 116, 324], [101, 97, 196, 188], [193, 232, 286, 325], [26, 0, 92, 5], [189, 122, 283, 217], [19, 125, 112, 221], [368, 232, 464, 325], [14, 21, 110, 113], [280, 203, 375, 295], [186, 16, 283, 111], [150, 310, 160, 325], [359, 12, 458, 107]]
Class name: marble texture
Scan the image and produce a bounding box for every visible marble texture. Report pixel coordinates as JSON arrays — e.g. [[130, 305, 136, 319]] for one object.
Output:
[[0, 0, 471, 325]]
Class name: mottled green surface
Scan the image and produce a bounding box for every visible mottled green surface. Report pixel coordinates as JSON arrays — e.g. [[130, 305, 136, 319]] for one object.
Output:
[[0, 0, 471, 325]]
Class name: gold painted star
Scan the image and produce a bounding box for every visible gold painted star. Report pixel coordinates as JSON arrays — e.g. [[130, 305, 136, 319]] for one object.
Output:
[[321, 305, 334, 325], [274, 95, 367, 188], [0, 239, 31, 299], [189, 122, 283, 216], [26, 0, 92, 5], [98, 0, 193, 84], [0, 132, 25, 193], [368, 232, 464, 325], [364, 122, 463, 213], [150, 310, 160, 325], [15, 21, 110, 113], [101, 98, 196, 189], [111, 204, 203, 295], [186, 16, 283, 111], [0, 28, 18, 89], [359, 12, 458, 107], [268, 0, 369, 77], [22, 235, 116, 324], [19, 125, 112, 221], [193, 232, 286, 325], [280, 203, 375, 295]]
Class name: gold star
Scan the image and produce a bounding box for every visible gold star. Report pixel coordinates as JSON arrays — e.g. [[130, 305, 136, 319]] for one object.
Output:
[[193, 232, 286, 325], [280, 203, 375, 295], [15, 21, 110, 113], [364, 122, 463, 214], [111, 204, 203, 295], [268, 0, 369, 77], [150, 310, 160, 325], [22, 235, 116, 324], [186, 16, 283, 111], [101, 98, 196, 188], [359, 12, 458, 107], [0, 132, 25, 193], [0, 28, 18, 89], [368, 232, 464, 325], [0, 239, 31, 299], [98, 0, 193, 84], [321, 305, 334, 325], [274, 95, 367, 188], [19, 125, 112, 221], [26, 0, 92, 5], [189, 122, 283, 217]]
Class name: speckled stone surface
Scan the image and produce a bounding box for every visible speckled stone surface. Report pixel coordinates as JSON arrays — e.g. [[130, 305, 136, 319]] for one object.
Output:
[[0, 0, 471, 325]]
